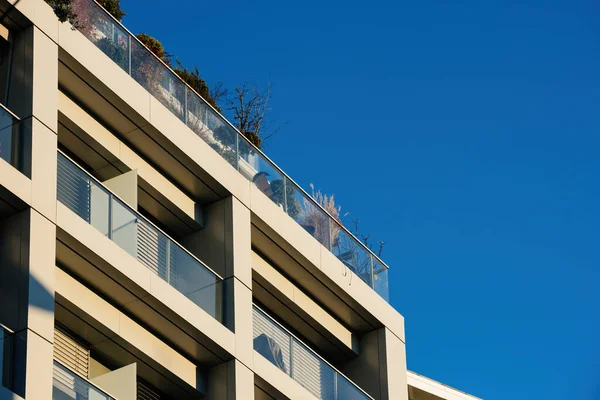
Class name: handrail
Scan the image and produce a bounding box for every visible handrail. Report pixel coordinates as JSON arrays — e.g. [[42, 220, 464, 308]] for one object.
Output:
[[0, 102, 20, 121], [89, 0, 390, 273], [253, 304, 374, 400], [57, 149, 224, 281], [53, 360, 118, 400]]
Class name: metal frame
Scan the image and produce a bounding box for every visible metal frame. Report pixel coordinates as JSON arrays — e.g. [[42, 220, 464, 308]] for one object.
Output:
[[57, 149, 224, 281], [87, 0, 390, 274], [253, 304, 375, 400]]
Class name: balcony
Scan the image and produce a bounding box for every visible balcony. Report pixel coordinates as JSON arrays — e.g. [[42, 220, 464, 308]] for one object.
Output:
[[253, 305, 372, 400], [56, 151, 224, 323], [53, 361, 115, 400], [65, 0, 390, 301]]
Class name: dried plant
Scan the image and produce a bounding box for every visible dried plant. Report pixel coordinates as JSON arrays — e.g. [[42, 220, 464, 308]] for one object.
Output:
[[297, 184, 343, 248]]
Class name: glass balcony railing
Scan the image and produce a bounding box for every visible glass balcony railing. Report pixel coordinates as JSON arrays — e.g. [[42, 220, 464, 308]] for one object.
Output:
[[0, 104, 23, 171], [57, 152, 224, 323], [67, 0, 390, 301], [253, 305, 373, 400], [53, 361, 115, 400]]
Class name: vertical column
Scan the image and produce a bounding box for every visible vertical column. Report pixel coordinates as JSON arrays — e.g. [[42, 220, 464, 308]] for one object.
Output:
[[182, 196, 254, 399], [0, 21, 59, 400], [341, 327, 409, 400], [377, 328, 408, 400], [223, 196, 254, 400]]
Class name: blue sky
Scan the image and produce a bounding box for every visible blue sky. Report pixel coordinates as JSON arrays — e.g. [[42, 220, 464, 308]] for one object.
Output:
[[122, 1, 600, 399]]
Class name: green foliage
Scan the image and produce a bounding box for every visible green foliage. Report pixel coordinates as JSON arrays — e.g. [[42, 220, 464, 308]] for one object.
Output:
[[136, 33, 170, 66], [44, 0, 77, 24], [45, 0, 125, 26], [173, 62, 221, 112], [97, 0, 125, 21]]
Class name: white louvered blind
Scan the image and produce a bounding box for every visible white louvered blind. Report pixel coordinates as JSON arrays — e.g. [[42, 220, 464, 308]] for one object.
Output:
[[137, 379, 161, 400], [53, 327, 90, 379]]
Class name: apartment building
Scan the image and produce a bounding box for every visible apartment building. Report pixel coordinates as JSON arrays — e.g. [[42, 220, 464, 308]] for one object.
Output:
[[0, 0, 480, 399]]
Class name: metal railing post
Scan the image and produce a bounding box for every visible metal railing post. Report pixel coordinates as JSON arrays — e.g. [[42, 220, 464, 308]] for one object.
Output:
[[283, 178, 288, 213], [235, 134, 240, 171], [184, 88, 188, 125], [289, 336, 294, 379], [166, 240, 171, 284], [370, 255, 375, 289], [334, 372, 339, 400], [107, 193, 113, 240], [127, 35, 132, 76]]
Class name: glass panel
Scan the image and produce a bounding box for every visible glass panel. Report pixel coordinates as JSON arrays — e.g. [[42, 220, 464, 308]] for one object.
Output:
[[71, 0, 129, 72], [187, 90, 237, 166], [0, 108, 18, 167], [239, 143, 287, 209], [291, 340, 336, 400], [372, 259, 389, 302], [53, 361, 115, 400], [130, 38, 186, 121], [331, 229, 373, 287], [337, 374, 370, 400], [111, 197, 138, 258], [156, 68, 186, 122], [253, 306, 370, 400], [252, 307, 291, 375], [57, 154, 110, 236], [287, 183, 331, 247], [170, 243, 222, 321], [131, 36, 158, 94], [57, 154, 225, 323]]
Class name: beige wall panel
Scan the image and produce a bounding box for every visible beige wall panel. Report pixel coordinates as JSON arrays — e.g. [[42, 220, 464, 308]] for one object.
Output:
[[232, 279, 253, 369], [320, 247, 405, 342], [23, 330, 53, 400], [91, 363, 137, 400], [57, 22, 151, 122], [118, 314, 197, 385], [55, 268, 120, 335], [231, 197, 252, 287], [58, 91, 198, 222], [32, 27, 58, 132], [56, 202, 153, 293], [250, 185, 322, 269], [0, 159, 32, 206], [253, 352, 317, 400], [147, 96, 252, 207], [103, 169, 138, 209], [56, 268, 200, 390], [30, 119, 57, 222], [251, 251, 356, 354], [26, 209, 56, 342], [58, 92, 121, 159], [11, 0, 59, 42], [407, 372, 481, 400], [207, 360, 255, 400], [149, 273, 235, 356], [234, 360, 255, 400], [379, 328, 408, 400]]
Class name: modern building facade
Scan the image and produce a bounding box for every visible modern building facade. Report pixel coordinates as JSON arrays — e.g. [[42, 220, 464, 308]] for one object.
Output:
[[0, 0, 480, 399]]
